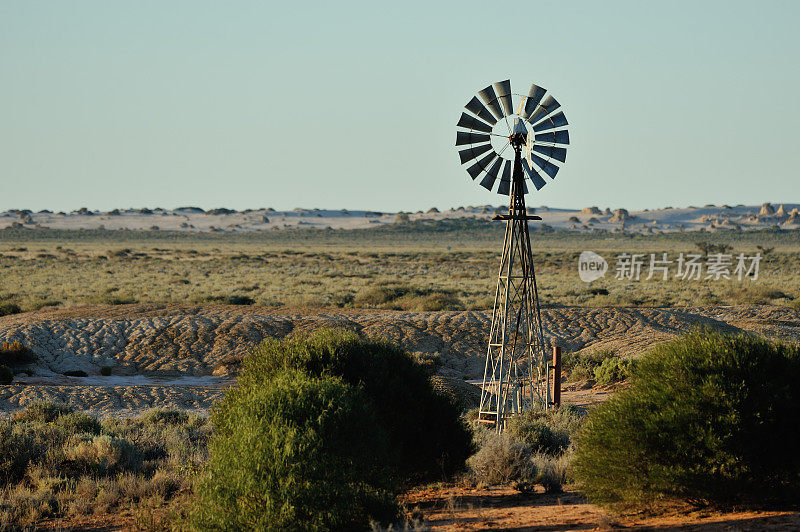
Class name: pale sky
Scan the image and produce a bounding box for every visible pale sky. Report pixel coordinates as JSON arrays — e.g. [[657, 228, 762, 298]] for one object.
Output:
[[1, 1, 798, 212]]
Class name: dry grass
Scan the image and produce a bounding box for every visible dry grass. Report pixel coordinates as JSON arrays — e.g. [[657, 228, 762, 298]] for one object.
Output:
[[0, 402, 209, 529], [0, 230, 798, 312]]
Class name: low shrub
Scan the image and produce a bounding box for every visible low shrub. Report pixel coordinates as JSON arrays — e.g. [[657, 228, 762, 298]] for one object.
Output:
[[573, 329, 800, 507], [64, 370, 88, 377], [87, 294, 137, 305], [531, 451, 572, 494], [0, 365, 12, 384], [505, 405, 582, 456], [242, 329, 473, 484], [353, 285, 464, 311], [100, 365, 112, 376], [13, 401, 74, 423], [192, 369, 397, 530], [55, 412, 102, 435], [467, 406, 583, 492], [467, 432, 536, 487], [0, 341, 35, 366], [66, 435, 143, 475], [140, 408, 189, 426], [0, 302, 22, 317], [593, 355, 636, 384], [0, 403, 212, 529], [200, 294, 255, 305], [0, 421, 31, 484], [562, 350, 612, 382]]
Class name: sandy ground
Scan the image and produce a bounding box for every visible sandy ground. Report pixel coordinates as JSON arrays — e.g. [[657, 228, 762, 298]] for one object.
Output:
[[2, 203, 799, 233], [1, 304, 799, 417], [403, 485, 800, 531]]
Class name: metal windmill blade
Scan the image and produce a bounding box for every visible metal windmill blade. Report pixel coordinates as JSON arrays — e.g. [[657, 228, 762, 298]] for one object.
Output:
[[532, 111, 568, 132], [478, 84, 505, 121], [479, 157, 504, 191], [527, 95, 561, 125], [534, 130, 570, 145], [493, 80, 514, 117], [465, 96, 498, 125], [518, 84, 547, 119]]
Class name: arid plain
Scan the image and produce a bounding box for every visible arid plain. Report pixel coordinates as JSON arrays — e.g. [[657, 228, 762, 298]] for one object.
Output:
[[1, 207, 800, 530]]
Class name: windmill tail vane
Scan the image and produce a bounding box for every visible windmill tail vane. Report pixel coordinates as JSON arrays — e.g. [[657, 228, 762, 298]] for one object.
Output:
[[455, 79, 570, 432]]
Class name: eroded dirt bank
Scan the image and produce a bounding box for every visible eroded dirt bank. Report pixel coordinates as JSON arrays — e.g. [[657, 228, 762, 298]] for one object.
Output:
[[1, 304, 799, 417]]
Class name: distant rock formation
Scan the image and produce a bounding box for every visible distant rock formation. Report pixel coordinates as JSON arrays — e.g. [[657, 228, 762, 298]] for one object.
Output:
[[603, 208, 613, 215], [759, 203, 775, 216], [609, 208, 632, 223], [581, 206, 602, 215], [776, 204, 787, 218]]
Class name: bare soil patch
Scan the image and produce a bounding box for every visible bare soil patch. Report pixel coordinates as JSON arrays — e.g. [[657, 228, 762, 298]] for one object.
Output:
[[403, 485, 800, 531]]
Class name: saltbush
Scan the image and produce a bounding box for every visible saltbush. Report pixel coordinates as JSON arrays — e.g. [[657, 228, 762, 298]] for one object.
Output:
[[466, 405, 583, 493], [573, 329, 800, 506], [0, 341, 34, 366], [593, 355, 635, 384], [562, 349, 611, 381], [13, 401, 74, 422], [55, 411, 102, 435], [0, 303, 22, 317], [505, 405, 582, 455], [240, 328, 473, 483], [467, 432, 535, 486], [66, 435, 142, 475], [192, 369, 397, 530], [0, 421, 31, 484]]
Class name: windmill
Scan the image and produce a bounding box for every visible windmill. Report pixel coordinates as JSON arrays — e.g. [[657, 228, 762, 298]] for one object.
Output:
[[455, 80, 569, 431]]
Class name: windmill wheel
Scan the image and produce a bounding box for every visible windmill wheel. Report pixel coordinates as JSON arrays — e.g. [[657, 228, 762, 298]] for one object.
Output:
[[456, 80, 570, 195]]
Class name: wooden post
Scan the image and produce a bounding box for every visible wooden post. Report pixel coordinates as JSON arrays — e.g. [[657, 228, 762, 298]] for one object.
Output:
[[551, 346, 561, 407]]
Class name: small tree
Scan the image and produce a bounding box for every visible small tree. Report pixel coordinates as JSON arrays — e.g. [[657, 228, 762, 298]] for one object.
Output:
[[193, 370, 397, 530], [241, 329, 473, 484]]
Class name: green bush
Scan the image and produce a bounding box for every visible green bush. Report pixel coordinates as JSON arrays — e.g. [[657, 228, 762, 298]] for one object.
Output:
[[0, 341, 34, 366], [55, 411, 102, 435], [13, 401, 74, 422], [573, 329, 800, 507], [562, 350, 611, 381], [506, 405, 583, 456], [192, 369, 397, 530], [65, 434, 143, 475], [0, 365, 12, 384], [0, 421, 31, 484], [100, 365, 113, 376], [0, 302, 22, 317], [593, 355, 636, 384], [140, 408, 189, 426], [241, 328, 473, 483], [352, 285, 464, 311]]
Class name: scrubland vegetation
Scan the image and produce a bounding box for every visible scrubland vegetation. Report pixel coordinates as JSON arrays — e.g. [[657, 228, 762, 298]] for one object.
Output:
[[0, 403, 209, 529], [0, 226, 799, 313], [1, 327, 799, 528]]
